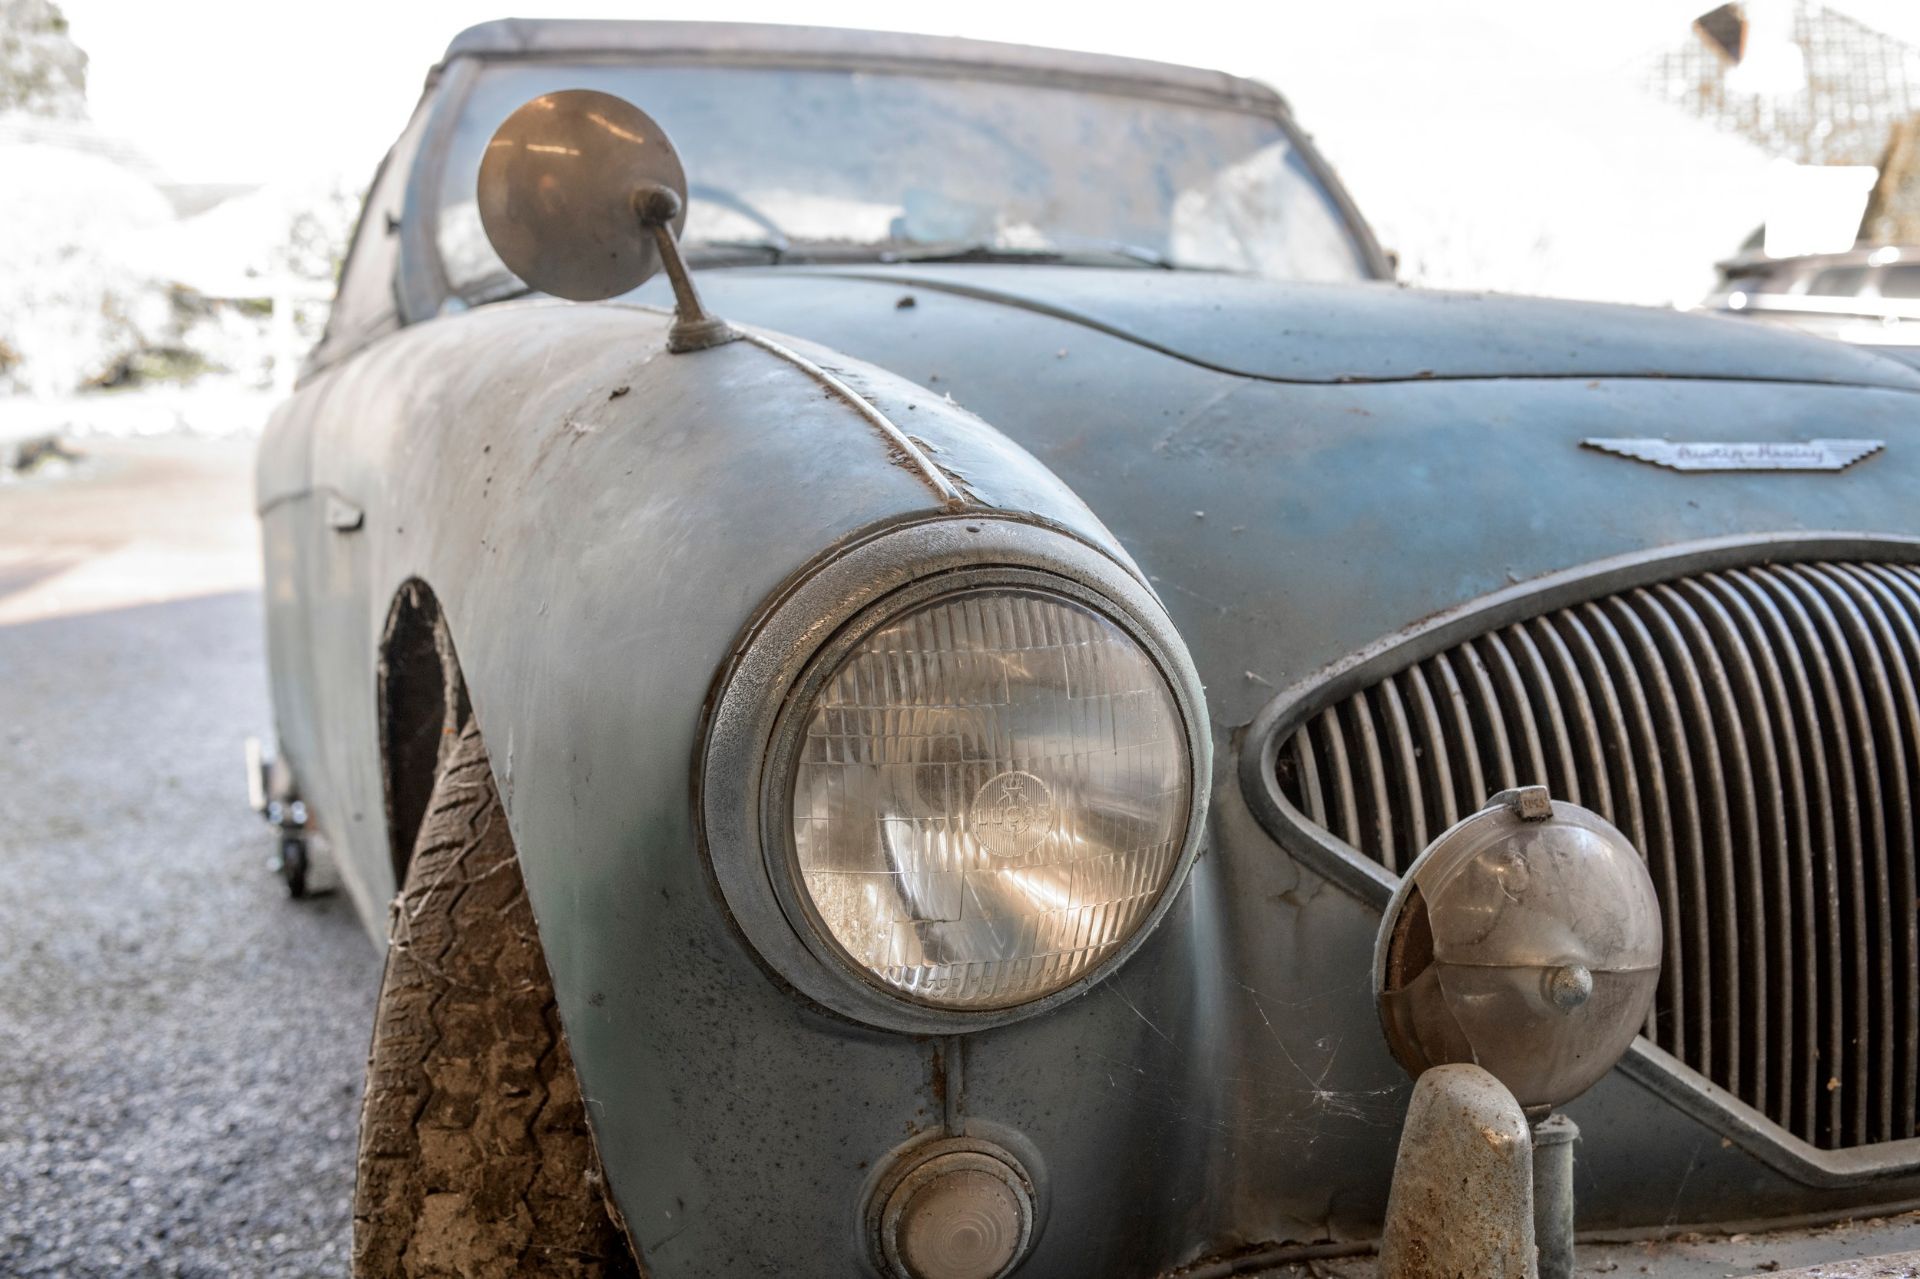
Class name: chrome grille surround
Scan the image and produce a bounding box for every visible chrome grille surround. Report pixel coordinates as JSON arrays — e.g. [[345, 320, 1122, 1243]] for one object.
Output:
[[1242, 535, 1920, 1180]]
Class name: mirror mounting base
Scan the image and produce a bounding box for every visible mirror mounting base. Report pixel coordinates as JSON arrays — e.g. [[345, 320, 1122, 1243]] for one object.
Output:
[[640, 188, 741, 355], [667, 313, 741, 354]]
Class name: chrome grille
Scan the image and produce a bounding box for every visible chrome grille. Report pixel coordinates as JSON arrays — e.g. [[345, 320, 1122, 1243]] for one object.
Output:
[[1275, 561, 1920, 1151]]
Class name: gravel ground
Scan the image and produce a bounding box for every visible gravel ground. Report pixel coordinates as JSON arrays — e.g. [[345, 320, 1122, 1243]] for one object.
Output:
[[0, 437, 379, 1278]]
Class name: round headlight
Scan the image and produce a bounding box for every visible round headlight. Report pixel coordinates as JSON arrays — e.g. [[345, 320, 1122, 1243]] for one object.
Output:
[[704, 517, 1210, 1033], [784, 586, 1192, 1009]]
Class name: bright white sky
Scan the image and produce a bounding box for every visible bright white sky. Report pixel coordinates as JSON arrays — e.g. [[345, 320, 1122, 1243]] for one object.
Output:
[[50, 0, 1920, 305], [51, 0, 1814, 184]]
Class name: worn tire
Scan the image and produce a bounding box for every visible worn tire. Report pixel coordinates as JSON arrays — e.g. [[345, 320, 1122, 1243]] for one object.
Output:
[[352, 718, 641, 1279]]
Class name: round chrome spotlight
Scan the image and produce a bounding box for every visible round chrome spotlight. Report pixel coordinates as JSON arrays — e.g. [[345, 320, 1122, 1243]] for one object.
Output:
[[1373, 785, 1663, 1112]]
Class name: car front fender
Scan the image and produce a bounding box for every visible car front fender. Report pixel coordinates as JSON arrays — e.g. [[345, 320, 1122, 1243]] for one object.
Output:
[[287, 297, 1202, 1275]]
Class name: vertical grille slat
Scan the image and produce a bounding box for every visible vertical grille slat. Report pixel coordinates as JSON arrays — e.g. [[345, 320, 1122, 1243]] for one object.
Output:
[[1509, 622, 1584, 806], [1569, 603, 1669, 1043], [1457, 642, 1519, 791], [1348, 693, 1397, 871], [1607, 592, 1721, 1086], [1770, 567, 1880, 1145], [1377, 678, 1430, 857], [1694, 574, 1806, 1137], [1479, 632, 1554, 795], [1315, 708, 1362, 854], [1804, 564, 1896, 1136], [1550, 612, 1634, 835], [1428, 654, 1489, 822], [1731, 567, 1848, 1145], [1272, 558, 1920, 1151], [1531, 616, 1611, 817], [1286, 728, 1328, 828], [1679, 578, 1787, 1121], [1639, 585, 1748, 1096], [1652, 582, 1767, 1111], [1854, 563, 1920, 1142], [1403, 665, 1461, 833]]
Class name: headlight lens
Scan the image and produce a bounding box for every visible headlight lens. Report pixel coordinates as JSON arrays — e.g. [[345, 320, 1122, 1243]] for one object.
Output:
[[788, 586, 1192, 1009]]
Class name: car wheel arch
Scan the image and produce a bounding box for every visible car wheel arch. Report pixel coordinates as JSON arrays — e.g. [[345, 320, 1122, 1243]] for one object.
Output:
[[376, 576, 467, 889]]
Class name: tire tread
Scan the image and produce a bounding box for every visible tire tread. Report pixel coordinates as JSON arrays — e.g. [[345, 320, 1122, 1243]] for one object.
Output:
[[352, 721, 639, 1279]]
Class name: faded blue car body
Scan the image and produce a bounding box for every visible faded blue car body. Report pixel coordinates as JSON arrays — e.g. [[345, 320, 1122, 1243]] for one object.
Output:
[[258, 21, 1920, 1279]]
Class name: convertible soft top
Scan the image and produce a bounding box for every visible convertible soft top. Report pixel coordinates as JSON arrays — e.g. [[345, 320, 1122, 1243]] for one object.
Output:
[[440, 18, 1289, 115]]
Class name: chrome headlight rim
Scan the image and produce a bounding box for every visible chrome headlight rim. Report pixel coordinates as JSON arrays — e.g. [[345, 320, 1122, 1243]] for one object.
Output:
[[700, 516, 1210, 1035]]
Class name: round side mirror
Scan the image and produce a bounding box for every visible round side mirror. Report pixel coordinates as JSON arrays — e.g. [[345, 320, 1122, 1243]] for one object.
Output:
[[477, 88, 688, 302]]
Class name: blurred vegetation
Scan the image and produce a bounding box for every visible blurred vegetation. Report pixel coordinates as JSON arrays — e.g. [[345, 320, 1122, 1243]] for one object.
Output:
[[0, 0, 85, 119], [0, 0, 358, 397]]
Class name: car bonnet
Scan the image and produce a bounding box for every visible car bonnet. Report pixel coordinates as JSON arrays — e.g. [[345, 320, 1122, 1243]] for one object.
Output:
[[731, 263, 1920, 389]]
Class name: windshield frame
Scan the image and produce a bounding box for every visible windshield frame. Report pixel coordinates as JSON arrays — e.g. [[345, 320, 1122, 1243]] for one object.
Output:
[[393, 42, 1392, 324]]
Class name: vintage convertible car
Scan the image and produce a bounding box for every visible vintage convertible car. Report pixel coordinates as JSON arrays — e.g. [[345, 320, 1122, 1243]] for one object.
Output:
[[256, 18, 1920, 1279]]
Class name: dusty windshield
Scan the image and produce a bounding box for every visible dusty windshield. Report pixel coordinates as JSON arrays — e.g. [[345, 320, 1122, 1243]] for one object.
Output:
[[435, 61, 1378, 299]]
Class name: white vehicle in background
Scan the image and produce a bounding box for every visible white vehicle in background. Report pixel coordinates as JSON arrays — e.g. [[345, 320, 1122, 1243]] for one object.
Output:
[[1706, 243, 1920, 364]]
